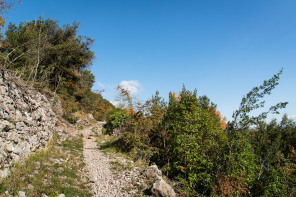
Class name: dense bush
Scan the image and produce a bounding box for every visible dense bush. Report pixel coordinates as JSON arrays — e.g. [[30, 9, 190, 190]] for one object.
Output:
[[150, 87, 227, 196], [104, 109, 129, 134]]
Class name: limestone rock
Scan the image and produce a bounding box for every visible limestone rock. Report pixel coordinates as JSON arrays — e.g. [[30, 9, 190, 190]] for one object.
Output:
[[27, 184, 34, 190], [5, 143, 14, 153], [0, 120, 13, 132], [144, 165, 162, 181], [143, 165, 177, 197], [0, 70, 57, 178], [18, 191, 26, 197], [0, 168, 9, 179], [151, 179, 176, 197]]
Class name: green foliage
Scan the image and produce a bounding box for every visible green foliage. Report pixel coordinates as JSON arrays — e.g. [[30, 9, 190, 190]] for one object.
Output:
[[104, 109, 129, 134], [112, 89, 167, 160], [225, 70, 294, 197], [229, 69, 288, 132], [1, 17, 113, 122], [247, 116, 296, 196], [152, 86, 227, 196], [2, 17, 94, 86], [63, 114, 79, 124], [214, 131, 258, 196]]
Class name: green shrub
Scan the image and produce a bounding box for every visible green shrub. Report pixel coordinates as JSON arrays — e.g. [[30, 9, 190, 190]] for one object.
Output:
[[63, 114, 79, 124], [104, 109, 129, 134]]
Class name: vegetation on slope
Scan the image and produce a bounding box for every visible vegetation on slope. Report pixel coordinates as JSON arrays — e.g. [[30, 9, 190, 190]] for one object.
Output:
[[104, 71, 296, 196], [0, 133, 92, 197], [0, 16, 113, 122]]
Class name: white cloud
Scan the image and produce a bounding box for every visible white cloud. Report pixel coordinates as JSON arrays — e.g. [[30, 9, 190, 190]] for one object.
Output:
[[110, 100, 120, 107], [110, 100, 125, 108], [97, 81, 105, 88], [119, 80, 141, 94], [288, 115, 296, 120]]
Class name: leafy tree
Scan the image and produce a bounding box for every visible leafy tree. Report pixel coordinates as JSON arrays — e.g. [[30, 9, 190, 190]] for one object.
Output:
[[1, 17, 94, 90], [1, 17, 113, 122], [104, 109, 129, 135], [226, 70, 293, 196], [228, 69, 288, 132], [154, 86, 227, 196], [213, 131, 258, 197], [246, 116, 296, 196]]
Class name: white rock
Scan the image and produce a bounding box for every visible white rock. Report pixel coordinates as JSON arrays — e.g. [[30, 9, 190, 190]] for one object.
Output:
[[27, 184, 34, 189], [0, 120, 13, 132], [18, 191, 26, 197], [151, 179, 176, 197], [6, 143, 14, 152], [0, 168, 10, 179], [144, 165, 162, 181]]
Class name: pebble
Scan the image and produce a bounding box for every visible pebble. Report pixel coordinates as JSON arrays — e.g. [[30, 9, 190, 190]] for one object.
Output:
[[18, 191, 26, 197], [27, 184, 34, 190], [57, 167, 64, 172]]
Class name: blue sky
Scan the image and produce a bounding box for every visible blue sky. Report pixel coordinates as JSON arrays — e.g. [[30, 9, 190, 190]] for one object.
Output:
[[6, 0, 296, 121]]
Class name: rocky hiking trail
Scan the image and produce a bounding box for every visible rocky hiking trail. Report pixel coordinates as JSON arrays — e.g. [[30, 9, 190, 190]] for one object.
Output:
[[80, 122, 176, 197], [82, 122, 132, 197], [0, 119, 176, 197]]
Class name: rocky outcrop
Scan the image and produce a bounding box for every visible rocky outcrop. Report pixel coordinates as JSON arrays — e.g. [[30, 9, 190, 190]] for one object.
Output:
[[0, 70, 57, 179]]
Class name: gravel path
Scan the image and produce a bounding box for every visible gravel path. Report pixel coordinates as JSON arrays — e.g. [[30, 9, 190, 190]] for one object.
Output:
[[82, 123, 130, 197]]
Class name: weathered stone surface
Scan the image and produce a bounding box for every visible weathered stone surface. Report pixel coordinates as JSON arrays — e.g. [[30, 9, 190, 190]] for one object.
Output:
[[0, 120, 13, 132], [0, 168, 9, 179], [18, 191, 26, 197], [144, 165, 162, 181], [0, 70, 57, 179], [5, 143, 14, 152], [143, 165, 177, 197], [151, 179, 176, 197]]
